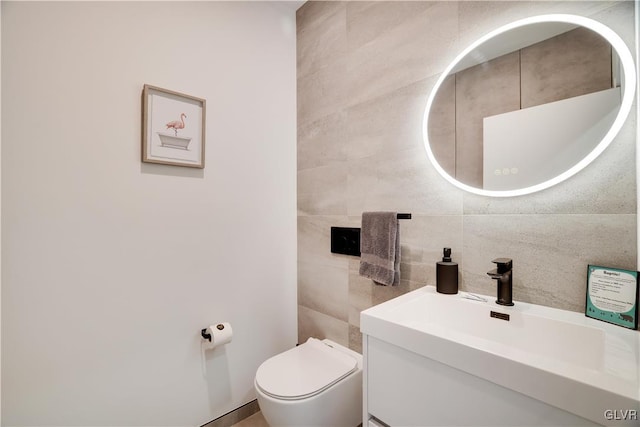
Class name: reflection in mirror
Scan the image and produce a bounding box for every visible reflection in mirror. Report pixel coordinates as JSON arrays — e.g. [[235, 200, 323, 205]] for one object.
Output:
[[423, 15, 635, 197]]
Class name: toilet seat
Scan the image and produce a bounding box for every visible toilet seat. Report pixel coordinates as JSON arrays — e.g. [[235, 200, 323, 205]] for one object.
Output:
[[255, 338, 358, 401]]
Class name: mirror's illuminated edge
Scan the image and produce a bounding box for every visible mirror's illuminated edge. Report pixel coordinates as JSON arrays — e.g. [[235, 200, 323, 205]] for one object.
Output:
[[423, 14, 636, 197]]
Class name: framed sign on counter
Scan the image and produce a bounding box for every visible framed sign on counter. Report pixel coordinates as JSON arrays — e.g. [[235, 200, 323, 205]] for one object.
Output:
[[586, 265, 638, 329]]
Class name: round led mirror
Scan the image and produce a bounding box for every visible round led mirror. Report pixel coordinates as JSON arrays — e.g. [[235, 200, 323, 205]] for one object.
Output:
[[423, 14, 636, 197]]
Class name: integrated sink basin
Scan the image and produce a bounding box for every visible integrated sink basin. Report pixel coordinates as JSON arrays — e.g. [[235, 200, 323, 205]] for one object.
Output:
[[361, 286, 640, 426], [390, 287, 605, 370]]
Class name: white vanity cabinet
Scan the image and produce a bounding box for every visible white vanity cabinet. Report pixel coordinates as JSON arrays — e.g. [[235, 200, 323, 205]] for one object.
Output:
[[363, 335, 599, 427], [360, 286, 639, 427]]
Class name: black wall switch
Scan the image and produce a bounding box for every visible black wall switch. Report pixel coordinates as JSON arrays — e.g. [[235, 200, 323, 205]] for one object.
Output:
[[330, 227, 361, 256]]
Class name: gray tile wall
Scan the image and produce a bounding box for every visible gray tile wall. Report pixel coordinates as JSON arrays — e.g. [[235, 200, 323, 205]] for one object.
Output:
[[297, 0, 637, 352]]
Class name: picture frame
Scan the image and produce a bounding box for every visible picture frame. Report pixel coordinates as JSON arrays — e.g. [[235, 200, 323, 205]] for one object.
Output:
[[142, 84, 206, 168], [586, 265, 639, 329]]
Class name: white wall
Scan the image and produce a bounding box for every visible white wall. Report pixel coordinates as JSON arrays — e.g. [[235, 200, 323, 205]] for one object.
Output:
[[1, 2, 297, 425]]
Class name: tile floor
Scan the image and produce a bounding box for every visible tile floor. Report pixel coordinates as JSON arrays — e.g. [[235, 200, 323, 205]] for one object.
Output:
[[230, 411, 269, 427], [230, 410, 364, 427]]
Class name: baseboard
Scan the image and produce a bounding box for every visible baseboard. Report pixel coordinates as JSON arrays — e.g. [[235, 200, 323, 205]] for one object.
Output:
[[200, 400, 260, 427]]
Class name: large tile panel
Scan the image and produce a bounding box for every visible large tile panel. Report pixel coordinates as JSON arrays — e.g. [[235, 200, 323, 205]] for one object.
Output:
[[346, 1, 458, 107], [298, 162, 348, 215], [463, 214, 637, 313], [399, 214, 464, 287], [297, 1, 346, 80], [457, 1, 619, 51], [347, 147, 463, 216], [298, 260, 349, 321], [298, 305, 349, 347], [297, 57, 349, 127], [298, 215, 355, 268], [345, 77, 432, 161], [346, 1, 440, 51], [589, 1, 635, 50], [348, 262, 374, 328], [298, 110, 348, 171], [348, 324, 363, 353]]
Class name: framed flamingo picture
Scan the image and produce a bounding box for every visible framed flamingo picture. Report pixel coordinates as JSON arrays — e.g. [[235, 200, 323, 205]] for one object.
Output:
[[142, 84, 206, 168]]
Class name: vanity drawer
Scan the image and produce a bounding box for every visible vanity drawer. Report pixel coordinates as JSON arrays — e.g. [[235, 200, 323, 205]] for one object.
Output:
[[366, 336, 598, 427]]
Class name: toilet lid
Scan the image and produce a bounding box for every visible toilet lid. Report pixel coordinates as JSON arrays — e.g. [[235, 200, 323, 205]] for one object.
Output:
[[255, 338, 358, 400]]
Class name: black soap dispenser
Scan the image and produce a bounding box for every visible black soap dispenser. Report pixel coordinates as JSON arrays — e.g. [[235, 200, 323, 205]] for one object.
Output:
[[436, 247, 458, 294]]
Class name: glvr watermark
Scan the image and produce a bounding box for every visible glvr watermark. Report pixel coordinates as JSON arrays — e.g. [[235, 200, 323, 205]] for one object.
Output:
[[604, 409, 638, 421]]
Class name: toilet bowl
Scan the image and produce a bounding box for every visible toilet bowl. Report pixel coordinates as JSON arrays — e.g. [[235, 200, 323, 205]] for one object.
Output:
[[255, 337, 363, 427]]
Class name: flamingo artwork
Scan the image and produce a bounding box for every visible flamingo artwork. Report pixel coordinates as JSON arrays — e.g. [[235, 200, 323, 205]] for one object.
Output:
[[166, 113, 186, 136]]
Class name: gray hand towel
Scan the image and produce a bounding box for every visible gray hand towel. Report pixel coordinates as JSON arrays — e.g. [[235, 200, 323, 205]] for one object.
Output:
[[359, 212, 400, 286]]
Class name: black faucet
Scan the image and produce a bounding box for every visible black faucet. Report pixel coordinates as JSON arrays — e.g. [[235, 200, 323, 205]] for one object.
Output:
[[487, 258, 513, 306]]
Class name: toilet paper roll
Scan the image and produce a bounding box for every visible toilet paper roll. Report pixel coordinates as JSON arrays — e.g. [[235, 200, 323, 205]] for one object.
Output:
[[202, 322, 233, 350]]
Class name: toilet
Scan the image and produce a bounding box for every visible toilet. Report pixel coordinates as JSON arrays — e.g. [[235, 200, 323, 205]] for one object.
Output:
[[254, 337, 363, 427]]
